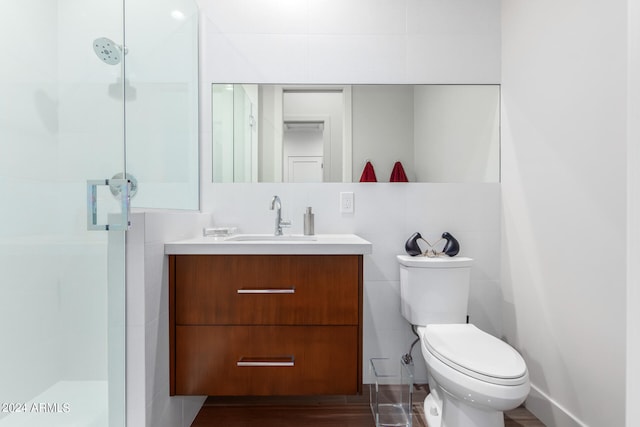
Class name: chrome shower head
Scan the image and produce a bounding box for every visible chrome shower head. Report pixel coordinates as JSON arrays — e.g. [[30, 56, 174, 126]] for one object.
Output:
[[93, 37, 125, 65]]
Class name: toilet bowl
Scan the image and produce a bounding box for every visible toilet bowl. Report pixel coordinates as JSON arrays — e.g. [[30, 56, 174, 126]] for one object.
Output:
[[397, 255, 530, 427], [419, 324, 530, 427]]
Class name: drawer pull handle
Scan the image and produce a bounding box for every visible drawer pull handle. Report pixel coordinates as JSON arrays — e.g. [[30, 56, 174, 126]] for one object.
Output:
[[237, 288, 295, 294], [236, 356, 295, 367]]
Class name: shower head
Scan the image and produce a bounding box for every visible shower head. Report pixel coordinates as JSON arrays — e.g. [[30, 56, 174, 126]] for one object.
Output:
[[93, 37, 126, 65]]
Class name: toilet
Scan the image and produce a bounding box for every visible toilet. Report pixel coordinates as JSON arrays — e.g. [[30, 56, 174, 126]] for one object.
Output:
[[398, 255, 530, 427]]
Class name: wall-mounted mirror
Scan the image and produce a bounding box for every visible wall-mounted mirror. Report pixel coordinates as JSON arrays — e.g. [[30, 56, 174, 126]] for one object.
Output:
[[212, 84, 500, 183]]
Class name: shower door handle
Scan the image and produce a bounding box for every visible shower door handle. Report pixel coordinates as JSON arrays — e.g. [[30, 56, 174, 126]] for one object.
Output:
[[87, 178, 131, 231]]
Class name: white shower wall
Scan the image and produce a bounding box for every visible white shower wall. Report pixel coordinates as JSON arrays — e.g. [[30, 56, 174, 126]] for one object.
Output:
[[126, 210, 210, 427]]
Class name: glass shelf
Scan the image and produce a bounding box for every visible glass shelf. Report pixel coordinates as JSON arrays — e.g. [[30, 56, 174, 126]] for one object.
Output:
[[369, 358, 414, 427]]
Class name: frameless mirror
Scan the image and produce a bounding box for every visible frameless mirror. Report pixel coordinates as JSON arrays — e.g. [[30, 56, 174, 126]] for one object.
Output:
[[212, 84, 500, 183]]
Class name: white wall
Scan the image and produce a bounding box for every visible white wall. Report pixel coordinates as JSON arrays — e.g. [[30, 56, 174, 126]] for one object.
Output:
[[501, 1, 628, 426], [196, 0, 500, 85], [627, 1, 640, 425], [196, 0, 502, 385]]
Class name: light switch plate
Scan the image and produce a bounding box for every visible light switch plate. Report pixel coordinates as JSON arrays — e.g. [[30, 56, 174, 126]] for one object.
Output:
[[340, 192, 354, 213]]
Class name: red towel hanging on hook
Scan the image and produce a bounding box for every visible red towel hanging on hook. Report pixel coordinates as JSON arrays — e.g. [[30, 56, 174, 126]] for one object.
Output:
[[390, 161, 408, 182], [359, 161, 377, 182]]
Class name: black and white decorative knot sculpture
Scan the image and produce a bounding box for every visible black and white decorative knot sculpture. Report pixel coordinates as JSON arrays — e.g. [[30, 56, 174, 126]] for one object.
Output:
[[404, 231, 460, 257]]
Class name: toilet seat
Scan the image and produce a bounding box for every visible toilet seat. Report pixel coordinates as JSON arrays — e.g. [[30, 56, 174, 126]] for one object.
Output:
[[423, 324, 528, 386]]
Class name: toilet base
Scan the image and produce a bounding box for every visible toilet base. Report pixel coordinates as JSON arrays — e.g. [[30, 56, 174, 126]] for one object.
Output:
[[423, 394, 442, 427], [422, 391, 505, 427]]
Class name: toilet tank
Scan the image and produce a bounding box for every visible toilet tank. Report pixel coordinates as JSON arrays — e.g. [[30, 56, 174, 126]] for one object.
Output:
[[397, 255, 473, 326]]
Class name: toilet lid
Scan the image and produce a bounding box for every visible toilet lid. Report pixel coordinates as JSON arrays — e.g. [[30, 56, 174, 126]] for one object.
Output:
[[397, 255, 473, 268], [423, 324, 528, 386]]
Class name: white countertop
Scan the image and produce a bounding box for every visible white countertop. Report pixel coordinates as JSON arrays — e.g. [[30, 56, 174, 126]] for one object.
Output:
[[164, 233, 373, 255]]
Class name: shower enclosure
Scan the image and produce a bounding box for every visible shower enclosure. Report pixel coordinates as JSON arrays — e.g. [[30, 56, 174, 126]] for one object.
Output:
[[0, 0, 198, 425], [0, 1, 128, 425]]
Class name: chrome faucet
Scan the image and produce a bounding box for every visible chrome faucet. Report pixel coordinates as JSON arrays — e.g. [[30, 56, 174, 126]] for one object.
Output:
[[270, 195, 291, 236]]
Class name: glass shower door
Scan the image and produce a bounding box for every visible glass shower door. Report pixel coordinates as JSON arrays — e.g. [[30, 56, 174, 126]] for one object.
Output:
[[0, 1, 127, 426]]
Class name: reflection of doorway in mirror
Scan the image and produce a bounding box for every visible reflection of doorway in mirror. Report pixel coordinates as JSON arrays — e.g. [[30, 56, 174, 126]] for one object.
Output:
[[282, 89, 345, 182], [283, 121, 327, 182]]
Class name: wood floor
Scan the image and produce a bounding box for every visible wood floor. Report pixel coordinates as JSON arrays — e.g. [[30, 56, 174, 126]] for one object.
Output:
[[191, 385, 545, 427]]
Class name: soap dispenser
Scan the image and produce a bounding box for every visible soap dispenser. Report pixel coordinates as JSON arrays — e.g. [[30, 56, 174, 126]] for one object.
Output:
[[303, 207, 315, 236]]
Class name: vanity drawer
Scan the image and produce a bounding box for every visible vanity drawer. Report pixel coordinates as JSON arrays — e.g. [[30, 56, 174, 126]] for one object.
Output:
[[175, 325, 359, 395], [174, 255, 361, 325]]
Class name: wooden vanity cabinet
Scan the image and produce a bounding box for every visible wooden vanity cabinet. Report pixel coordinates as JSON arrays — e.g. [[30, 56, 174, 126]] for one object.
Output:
[[169, 254, 363, 396]]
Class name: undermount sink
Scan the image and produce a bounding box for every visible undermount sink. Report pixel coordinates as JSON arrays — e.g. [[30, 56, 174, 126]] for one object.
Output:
[[223, 234, 318, 242]]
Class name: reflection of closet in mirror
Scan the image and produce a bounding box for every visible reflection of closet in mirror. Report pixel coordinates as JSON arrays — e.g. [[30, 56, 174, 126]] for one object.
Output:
[[283, 121, 325, 182]]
